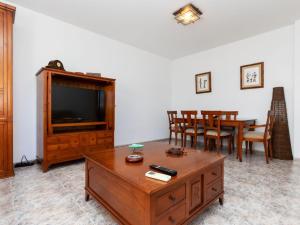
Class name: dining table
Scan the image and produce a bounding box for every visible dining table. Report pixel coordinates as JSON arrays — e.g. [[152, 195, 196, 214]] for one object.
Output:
[[175, 117, 256, 162]]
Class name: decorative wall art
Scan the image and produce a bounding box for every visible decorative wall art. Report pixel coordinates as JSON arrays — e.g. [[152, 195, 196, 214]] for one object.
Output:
[[195, 72, 211, 94], [240, 62, 264, 89]]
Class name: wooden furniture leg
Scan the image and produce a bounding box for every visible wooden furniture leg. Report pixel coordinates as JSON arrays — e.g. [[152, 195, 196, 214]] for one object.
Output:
[[264, 141, 269, 164], [219, 196, 224, 206], [85, 192, 90, 201], [175, 132, 178, 145], [228, 136, 232, 154], [216, 138, 221, 152], [269, 140, 273, 160], [249, 142, 253, 154], [237, 122, 243, 162]]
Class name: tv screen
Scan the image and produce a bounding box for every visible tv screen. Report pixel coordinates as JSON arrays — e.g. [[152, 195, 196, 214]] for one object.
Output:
[[51, 83, 105, 124]]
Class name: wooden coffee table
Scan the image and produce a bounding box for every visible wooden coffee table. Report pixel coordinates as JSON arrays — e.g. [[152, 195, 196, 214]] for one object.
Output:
[[84, 142, 225, 225]]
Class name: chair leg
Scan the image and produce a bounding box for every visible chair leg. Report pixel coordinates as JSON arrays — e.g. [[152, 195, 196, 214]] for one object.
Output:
[[181, 132, 184, 147], [232, 133, 235, 151], [194, 134, 197, 149], [263, 141, 269, 164], [249, 142, 253, 154], [269, 140, 273, 160], [245, 141, 248, 156], [228, 137, 232, 154], [175, 132, 178, 146], [204, 136, 208, 151], [216, 138, 221, 153], [169, 130, 172, 144]]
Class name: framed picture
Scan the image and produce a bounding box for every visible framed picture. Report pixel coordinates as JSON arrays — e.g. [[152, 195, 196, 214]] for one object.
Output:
[[240, 62, 264, 89], [195, 72, 211, 94]]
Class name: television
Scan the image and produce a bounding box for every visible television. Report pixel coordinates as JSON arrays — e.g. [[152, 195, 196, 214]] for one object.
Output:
[[51, 83, 105, 124]]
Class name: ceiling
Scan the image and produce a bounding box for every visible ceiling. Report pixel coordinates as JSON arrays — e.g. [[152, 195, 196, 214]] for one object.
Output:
[[9, 0, 300, 59]]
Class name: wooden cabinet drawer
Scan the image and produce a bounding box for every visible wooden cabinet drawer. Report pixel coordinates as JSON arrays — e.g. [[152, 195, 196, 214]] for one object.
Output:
[[47, 135, 80, 151], [96, 131, 113, 138], [96, 137, 113, 145], [157, 203, 186, 225], [156, 184, 186, 216], [80, 133, 97, 146], [205, 164, 222, 185], [205, 179, 222, 203]]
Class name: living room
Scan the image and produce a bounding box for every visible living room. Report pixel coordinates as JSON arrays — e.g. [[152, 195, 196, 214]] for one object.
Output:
[[0, 0, 300, 224]]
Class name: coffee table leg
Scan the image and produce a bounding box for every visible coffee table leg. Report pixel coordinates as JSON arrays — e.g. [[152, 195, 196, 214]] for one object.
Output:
[[219, 196, 224, 205], [85, 192, 90, 201]]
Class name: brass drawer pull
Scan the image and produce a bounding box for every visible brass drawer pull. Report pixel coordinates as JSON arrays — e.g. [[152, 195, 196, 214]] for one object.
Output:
[[168, 216, 176, 224], [212, 187, 217, 192], [168, 195, 176, 202]]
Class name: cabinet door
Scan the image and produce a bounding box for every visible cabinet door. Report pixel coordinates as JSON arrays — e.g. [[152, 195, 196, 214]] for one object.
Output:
[[0, 9, 6, 119], [190, 175, 204, 211], [0, 122, 7, 175]]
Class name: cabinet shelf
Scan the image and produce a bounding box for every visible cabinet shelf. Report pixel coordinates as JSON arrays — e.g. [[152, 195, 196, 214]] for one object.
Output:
[[51, 121, 108, 128]]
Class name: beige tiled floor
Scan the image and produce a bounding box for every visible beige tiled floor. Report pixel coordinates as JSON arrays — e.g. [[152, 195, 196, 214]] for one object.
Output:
[[1, 144, 300, 225]]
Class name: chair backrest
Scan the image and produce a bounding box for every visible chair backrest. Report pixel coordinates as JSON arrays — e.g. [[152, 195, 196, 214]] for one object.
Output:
[[167, 111, 177, 128], [222, 111, 238, 120], [265, 110, 275, 139], [181, 110, 198, 129], [201, 111, 223, 134]]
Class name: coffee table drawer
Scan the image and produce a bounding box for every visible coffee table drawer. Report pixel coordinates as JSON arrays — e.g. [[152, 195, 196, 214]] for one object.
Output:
[[155, 184, 185, 216], [157, 203, 186, 225], [205, 164, 222, 184], [205, 179, 222, 202]]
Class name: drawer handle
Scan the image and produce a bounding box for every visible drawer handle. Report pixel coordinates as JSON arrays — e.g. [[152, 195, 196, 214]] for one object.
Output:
[[168, 195, 176, 202], [212, 187, 217, 192], [168, 216, 176, 224], [212, 172, 217, 176]]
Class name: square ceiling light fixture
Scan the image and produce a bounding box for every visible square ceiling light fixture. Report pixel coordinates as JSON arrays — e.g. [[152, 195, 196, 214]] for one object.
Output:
[[173, 3, 202, 25]]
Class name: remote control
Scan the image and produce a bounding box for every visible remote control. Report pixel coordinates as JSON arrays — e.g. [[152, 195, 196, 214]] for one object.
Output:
[[149, 164, 177, 176], [145, 171, 171, 182]]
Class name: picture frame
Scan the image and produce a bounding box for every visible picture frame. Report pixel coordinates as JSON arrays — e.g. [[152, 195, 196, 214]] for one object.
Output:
[[240, 62, 264, 90], [195, 72, 211, 94]]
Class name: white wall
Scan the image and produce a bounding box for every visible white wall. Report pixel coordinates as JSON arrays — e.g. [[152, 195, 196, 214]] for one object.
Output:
[[170, 26, 295, 154], [6, 1, 300, 162], [11, 4, 171, 162], [294, 20, 300, 158]]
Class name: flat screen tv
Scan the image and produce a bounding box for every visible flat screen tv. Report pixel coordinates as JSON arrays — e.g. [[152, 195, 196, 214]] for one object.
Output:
[[51, 83, 105, 124]]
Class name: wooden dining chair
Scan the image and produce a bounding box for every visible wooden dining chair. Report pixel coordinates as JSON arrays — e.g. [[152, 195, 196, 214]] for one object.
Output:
[[167, 111, 183, 146], [221, 111, 238, 150], [181, 110, 203, 148], [242, 110, 275, 164], [201, 111, 233, 153]]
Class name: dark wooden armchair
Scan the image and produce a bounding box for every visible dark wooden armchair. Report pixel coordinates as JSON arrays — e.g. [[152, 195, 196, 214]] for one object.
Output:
[[181, 110, 203, 148], [242, 110, 275, 163], [221, 111, 238, 150], [201, 111, 233, 153], [167, 111, 183, 146]]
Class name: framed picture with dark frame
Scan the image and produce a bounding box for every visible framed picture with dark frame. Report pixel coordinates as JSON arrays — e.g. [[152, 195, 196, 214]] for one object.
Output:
[[195, 72, 212, 94], [240, 62, 264, 90]]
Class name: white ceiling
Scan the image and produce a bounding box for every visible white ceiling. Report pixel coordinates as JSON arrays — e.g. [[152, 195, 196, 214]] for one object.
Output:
[[9, 0, 300, 59]]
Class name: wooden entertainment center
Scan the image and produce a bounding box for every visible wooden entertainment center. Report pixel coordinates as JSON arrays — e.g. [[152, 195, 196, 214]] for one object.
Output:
[[36, 68, 115, 172]]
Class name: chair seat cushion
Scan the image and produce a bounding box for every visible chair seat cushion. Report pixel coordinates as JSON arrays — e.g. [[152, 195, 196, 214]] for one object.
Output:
[[185, 128, 204, 134], [243, 131, 270, 140], [206, 130, 231, 136]]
